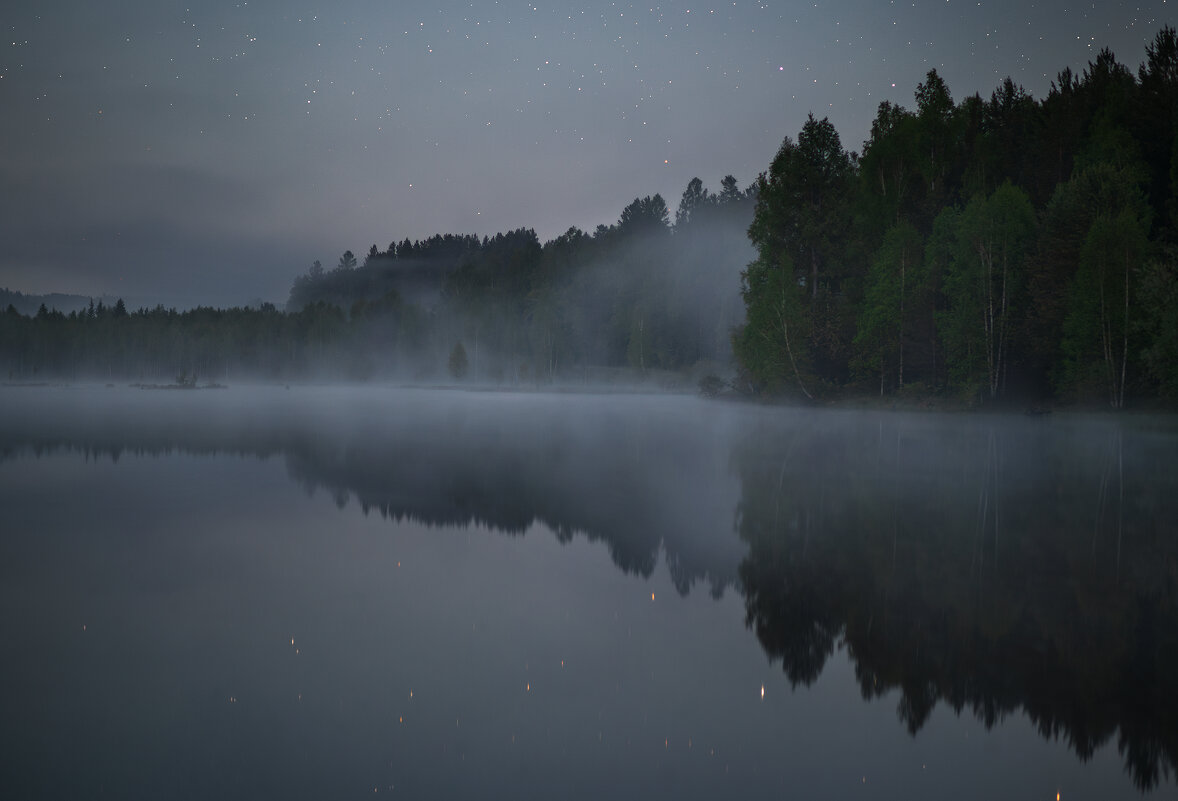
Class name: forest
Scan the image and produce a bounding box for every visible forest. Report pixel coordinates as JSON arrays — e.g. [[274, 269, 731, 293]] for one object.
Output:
[[736, 27, 1178, 407], [1, 182, 755, 387], [2, 27, 1176, 407]]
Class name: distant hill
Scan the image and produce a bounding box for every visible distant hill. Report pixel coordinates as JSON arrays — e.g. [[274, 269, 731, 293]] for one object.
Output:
[[0, 288, 121, 317], [1, 288, 276, 316]]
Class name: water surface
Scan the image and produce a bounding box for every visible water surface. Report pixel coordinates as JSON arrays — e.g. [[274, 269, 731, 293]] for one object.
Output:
[[1, 385, 1175, 799]]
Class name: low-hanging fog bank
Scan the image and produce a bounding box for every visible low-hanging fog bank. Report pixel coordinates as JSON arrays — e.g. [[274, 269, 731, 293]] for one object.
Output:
[[0, 385, 749, 595], [1, 180, 755, 387]]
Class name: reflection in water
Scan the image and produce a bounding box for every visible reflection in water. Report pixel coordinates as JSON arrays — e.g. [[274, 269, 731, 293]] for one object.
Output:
[[733, 412, 1178, 790], [1, 386, 1176, 792], [0, 387, 745, 597]]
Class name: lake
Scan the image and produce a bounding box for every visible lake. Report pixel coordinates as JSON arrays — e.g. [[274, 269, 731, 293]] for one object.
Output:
[[1, 385, 1175, 800]]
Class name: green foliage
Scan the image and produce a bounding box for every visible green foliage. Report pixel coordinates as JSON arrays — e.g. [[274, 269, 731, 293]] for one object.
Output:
[[937, 183, 1036, 399], [749, 115, 853, 298], [8, 27, 1178, 406], [858, 101, 920, 226], [1138, 253, 1178, 398], [914, 69, 956, 208], [1038, 165, 1151, 404], [733, 255, 812, 398], [1060, 208, 1150, 405], [853, 221, 924, 392], [745, 114, 855, 388], [1172, 134, 1178, 231]]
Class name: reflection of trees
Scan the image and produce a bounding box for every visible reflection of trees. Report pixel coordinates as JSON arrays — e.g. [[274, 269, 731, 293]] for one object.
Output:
[[6, 389, 1177, 788], [0, 390, 741, 595], [279, 423, 670, 577], [732, 412, 1178, 790]]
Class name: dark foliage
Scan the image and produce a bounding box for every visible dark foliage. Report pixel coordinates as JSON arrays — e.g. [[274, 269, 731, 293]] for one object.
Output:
[[736, 28, 1178, 406], [3, 182, 756, 383], [5, 28, 1176, 405]]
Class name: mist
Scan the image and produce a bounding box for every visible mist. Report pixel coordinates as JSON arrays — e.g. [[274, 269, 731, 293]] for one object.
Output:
[[2, 383, 1177, 797], [0, 385, 747, 593], [1, 180, 755, 389], [4, 12, 1178, 800]]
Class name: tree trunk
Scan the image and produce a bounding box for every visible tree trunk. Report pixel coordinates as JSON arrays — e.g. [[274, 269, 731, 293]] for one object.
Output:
[[1118, 248, 1130, 408], [776, 280, 812, 400], [810, 246, 819, 301], [1100, 268, 1116, 408], [996, 236, 1010, 398], [899, 245, 906, 389], [980, 241, 997, 398]]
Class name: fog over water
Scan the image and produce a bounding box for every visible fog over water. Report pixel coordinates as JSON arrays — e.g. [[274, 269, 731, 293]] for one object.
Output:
[[1, 384, 1176, 799]]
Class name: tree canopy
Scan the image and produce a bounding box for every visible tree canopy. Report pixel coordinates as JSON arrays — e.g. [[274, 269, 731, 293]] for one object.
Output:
[[4, 27, 1177, 408], [735, 26, 1178, 406]]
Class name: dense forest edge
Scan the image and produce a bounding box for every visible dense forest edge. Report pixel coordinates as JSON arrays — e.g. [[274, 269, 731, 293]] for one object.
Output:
[[3, 27, 1177, 409]]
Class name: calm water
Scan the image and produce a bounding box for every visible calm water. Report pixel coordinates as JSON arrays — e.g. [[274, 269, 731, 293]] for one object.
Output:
[[1, 385, 1175, 800]]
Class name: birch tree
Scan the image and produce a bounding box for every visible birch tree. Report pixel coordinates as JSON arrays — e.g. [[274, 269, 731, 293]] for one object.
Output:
[[939, 183, 1035, 399], [1053, 165, 1151, 406], [1061, 210, 1149, 406], [734, 255, 813, 399], [854, 222, 924, 393]]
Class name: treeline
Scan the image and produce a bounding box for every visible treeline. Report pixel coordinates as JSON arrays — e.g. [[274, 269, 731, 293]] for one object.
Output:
[[1, 177, 754, 383], [0, 299, 415, 382], [736, 27, 1178, 407], [5, 29, 1177, 403], [0, 288, 106, 318], [286, 176, 754, 380]]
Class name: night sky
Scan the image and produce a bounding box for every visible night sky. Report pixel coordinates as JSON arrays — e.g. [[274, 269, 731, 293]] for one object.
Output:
[[2, 1, 1171, 307]]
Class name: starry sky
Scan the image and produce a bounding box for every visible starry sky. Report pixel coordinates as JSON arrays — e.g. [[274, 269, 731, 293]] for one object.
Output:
[[1, 1, 1172, 307]]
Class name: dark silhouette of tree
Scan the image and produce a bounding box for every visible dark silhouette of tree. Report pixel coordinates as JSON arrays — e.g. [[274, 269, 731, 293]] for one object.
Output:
[[914, 69, 955, 207], [1138, 253, 1178, 398], [448, 341, 468, 379], [617, 194, 671, 235], [1135, 26, 1178, 236], [5, 27, 1178, 406], [675, 177, 709, 227], [743, 113, 854, 387], [719, 174, 742, 203], [859, 100, 920, 226]]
